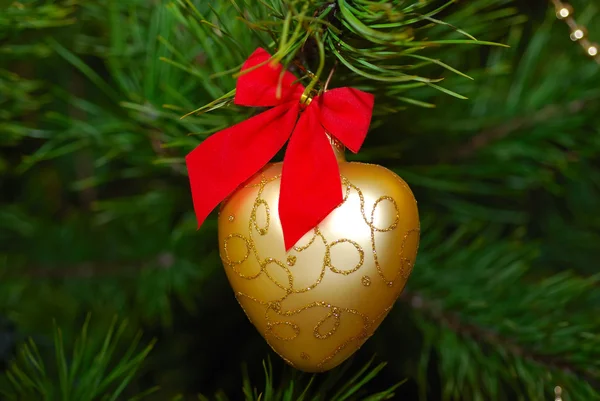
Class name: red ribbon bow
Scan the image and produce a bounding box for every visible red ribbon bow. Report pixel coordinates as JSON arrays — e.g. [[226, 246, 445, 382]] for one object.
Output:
[[185, 48, 374, 250]]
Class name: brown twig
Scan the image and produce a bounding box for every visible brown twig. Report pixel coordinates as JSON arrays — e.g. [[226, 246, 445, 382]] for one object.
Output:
[[400, 290, 600, 389], [4, 253, 175, 279], [323, 61, 338, 92], [453, 99, 586, 160], [149, 130, 186, 174]]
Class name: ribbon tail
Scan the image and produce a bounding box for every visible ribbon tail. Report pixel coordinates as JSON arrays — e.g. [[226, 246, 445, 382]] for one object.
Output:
[[186, 103, 300, 228], [279, 105, 343, 251]]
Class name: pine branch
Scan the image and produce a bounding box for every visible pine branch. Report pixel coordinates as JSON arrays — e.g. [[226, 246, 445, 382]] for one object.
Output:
[[0, 316, 157, 401], [400, 290, 600, 390], [178, 0, 519, 119], [452, 98, 589, 160], [403, 217, 600, 400], [3, 0, 600, 399], [0, 0, 77, 37], [4, 254, 173, 279], [197, 357, 404, 401], [380, 9, 600, 234]]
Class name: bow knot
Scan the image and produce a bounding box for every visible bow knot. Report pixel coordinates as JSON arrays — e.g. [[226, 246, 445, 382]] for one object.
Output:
[[185, 48, 375, 250]]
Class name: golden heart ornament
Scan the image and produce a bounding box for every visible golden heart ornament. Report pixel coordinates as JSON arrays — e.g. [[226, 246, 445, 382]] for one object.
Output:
[[218, 142, 420, 372]]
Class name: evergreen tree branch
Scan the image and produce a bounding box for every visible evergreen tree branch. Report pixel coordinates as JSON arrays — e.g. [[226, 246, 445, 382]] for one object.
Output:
[[178, 0, 517, 119], [400, 290, 600, 390], [0, 316, 157, 400], [3, 0, 600, 399], [4, 255, 172, 279], [402, 217, 600, 400], [197, 357, 404, 401], [452, 98, 589, 160]]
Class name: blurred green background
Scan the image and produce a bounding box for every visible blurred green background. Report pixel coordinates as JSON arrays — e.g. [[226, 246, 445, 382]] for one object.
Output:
[[1, 0, 600, 400]]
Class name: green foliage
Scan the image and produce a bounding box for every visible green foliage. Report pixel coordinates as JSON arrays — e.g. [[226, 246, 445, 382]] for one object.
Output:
[[182, 0, 523, 115], [1, 0, 600, 400], [193, 358, 403, 401], [410, 218, 600, 401], [0, 317, 156, 401], [0, 0, 77, 139]]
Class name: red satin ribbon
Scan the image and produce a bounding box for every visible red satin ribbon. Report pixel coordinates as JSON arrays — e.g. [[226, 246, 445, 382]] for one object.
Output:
[[185, 48, 374, 250]]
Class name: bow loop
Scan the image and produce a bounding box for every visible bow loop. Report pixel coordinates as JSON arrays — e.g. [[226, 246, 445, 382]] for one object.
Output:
[[318, 88, 375, 153], [234, 48, 305, 107], [186, 104, 299, 229], [186, 48, 374, 251]]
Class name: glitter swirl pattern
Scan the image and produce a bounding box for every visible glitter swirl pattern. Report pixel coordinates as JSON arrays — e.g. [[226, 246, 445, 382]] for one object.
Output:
[[220, 168, 420, 371]]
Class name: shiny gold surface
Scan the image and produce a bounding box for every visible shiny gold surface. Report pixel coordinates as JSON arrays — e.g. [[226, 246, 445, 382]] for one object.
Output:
[[218, 157, 420, 372]]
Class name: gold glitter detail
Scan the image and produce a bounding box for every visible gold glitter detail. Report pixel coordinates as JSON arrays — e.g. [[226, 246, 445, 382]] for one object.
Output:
[[222, 234, 257, 278], [314, 306, 341, 339], [232, 291, 296, 369], [291, 228, 328, 293], [238, 291, 372, 369], [222, 179, 294, 289], [400, 229, 420, 279], [251, 199, 270, 236], [316, 328, 370, 369], [228, 215, 235, 222], [267, 321, 300, 341], [326, 239, 364, 275], [263, 258, 294, 292], [269, 300, 281, 312], [223, 170, 420, 370], [293, 228, 320, 252], [243, 172, 280, 188], [339, 176, 419, 287], [372, 304, 394, 327], [301, 352, 310, 360]]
